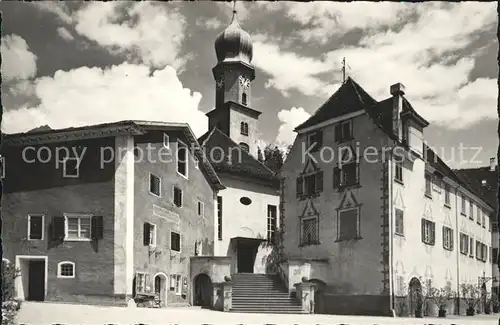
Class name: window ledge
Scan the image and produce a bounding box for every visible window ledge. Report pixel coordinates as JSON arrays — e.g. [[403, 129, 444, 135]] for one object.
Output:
[[299, 241, 321, 247], [394, 233, 405, 238], [444, 203, 451, 209], [335, 236, 363, 243], [336, 183, 361, 192], [57, 275, 75, 279], [424, 193, 432, 199], [443, 247, 454, 252], [394, 179, 404, 186], [460, 251, 468, 256], [64, 238, 92, 242], [460, 212, 466, 216], [422, 241, 435, 246]]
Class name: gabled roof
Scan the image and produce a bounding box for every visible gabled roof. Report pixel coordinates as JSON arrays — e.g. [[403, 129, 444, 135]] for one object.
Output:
[[2, 120, 225, 190], [294, 77, 378, 131], [294, 77, 492, 210], [198, 127, 280, 188], [454, 166, 497, 209]]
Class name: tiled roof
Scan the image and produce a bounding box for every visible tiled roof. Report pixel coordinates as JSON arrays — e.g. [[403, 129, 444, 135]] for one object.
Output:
[[198, 127, 280, 188], [294, 77, 378, 131], [454, 167, 497, 209]]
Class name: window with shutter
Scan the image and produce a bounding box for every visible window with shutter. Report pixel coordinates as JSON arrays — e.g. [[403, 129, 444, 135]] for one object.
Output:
[[333, 167, 341, 188], [91, 216, 104, 240], [442, 226, 453, 251], [304, 174, 316, 196], [143, 223, 151, 246], [395, 209, 404, 236], [149, 173, 161, 197], [334, 124, 342, 142], [342, 121, 352, 140], [469, 238, 474, 257], [421, 218, 435, 245], [171, 232, 181, 252], [53, 216, 66, 240], [493, 248, 498, 264], [173, 187, 183, 207], [28, 215, 44, 240], [476, 240, 480, 260], [177, 141, 188, 178], [314, 171, 323, 193], [296, 177, 303, 197]]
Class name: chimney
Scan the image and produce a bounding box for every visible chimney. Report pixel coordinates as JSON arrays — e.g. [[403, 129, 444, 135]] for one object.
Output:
[[390, 83, 405, 141], [490, 157, 496, 171]]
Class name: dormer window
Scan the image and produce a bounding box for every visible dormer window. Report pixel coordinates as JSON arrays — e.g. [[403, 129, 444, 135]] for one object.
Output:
[[306, 131, 322, 152], [240, 122, 248, 136]]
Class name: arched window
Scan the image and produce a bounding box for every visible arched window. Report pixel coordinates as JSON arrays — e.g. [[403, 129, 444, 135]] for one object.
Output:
[[57, 261, 75, 278], [240, 122, 248, 136], [239, 142, 249, 152], [242, 93, 247, 106]]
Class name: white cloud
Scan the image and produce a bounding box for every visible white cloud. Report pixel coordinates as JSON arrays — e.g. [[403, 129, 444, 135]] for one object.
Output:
[[257, 3, 495, 132], [57, 27, 75, 41], [1, 34, 38, 81], [2, 63, 208, 137], [196, 17, 222, 30], [275, 107, 311, 145], [253, 38, 332, 97], [74, 2, 186, 69]]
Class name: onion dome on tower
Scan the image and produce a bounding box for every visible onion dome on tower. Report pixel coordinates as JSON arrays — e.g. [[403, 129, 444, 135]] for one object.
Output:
[[214, 8, 253, 64]]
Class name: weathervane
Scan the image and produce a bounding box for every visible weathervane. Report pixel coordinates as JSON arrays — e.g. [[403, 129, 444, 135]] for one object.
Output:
[[341, 57, 352, 83]]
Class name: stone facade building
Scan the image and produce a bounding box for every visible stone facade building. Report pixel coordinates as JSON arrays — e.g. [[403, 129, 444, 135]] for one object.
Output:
[[280, 78, 495, 316]]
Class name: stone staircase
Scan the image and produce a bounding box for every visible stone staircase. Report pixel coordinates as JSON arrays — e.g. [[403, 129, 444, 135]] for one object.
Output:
[[230, 273, 304, 314]]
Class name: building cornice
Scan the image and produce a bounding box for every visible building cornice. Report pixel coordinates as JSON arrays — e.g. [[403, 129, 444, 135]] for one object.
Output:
[[295, 110, 365, 134]]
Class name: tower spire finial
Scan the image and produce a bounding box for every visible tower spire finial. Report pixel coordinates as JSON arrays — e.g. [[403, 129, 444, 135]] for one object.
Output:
[[231, 0, 237, 22]]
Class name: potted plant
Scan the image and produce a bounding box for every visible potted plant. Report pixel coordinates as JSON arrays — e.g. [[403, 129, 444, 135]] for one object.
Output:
[[491, 292, 499, 313], [461, 283, 480, 316], [428, 283, 454, 318]]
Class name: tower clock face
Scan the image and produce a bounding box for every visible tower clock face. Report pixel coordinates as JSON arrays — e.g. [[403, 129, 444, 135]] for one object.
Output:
[[216, 76, 224, 88], [239, 76, 250, 89]]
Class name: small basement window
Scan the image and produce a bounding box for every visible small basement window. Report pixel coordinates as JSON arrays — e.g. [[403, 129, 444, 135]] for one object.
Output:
[[57, 261, 75, 278]]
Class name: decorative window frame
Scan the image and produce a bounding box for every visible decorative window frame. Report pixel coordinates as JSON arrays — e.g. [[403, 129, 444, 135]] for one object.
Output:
[[336, 206, 362, 242], [394, 208, 404, 236], [299, 215, 320, 247], [64, 213, 93, 242], [28, 214, 45, 241], [57, 261, 76, 279]]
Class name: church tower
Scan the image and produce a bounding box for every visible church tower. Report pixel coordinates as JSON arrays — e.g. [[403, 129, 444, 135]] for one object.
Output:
[[206, 6, 261, 157]]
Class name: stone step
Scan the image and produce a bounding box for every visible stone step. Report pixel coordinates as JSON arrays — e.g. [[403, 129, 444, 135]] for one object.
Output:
[[232, 301, 301, 307], [232, 296, 296, 301], [229, 307, 304, 313]]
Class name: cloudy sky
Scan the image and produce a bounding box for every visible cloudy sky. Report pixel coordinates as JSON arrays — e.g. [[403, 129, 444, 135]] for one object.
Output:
[[1, 1, 497, 169]]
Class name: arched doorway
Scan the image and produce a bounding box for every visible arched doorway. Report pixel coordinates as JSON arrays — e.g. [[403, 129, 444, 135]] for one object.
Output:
[[309, 279, 326, 314], [409, 277, 423, 317], [193, 273, 212, 308], [153, 273, 167, 307]]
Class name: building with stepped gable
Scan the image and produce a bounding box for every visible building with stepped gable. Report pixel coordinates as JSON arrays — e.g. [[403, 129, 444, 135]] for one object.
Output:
[[280, 78, 495, 316]]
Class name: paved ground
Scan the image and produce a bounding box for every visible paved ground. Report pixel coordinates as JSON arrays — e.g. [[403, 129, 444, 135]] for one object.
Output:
[[16, 302, 499, 325]]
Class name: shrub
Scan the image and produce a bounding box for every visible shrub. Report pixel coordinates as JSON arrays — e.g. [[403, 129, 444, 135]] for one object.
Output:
[[2, 260, 21, 325]]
